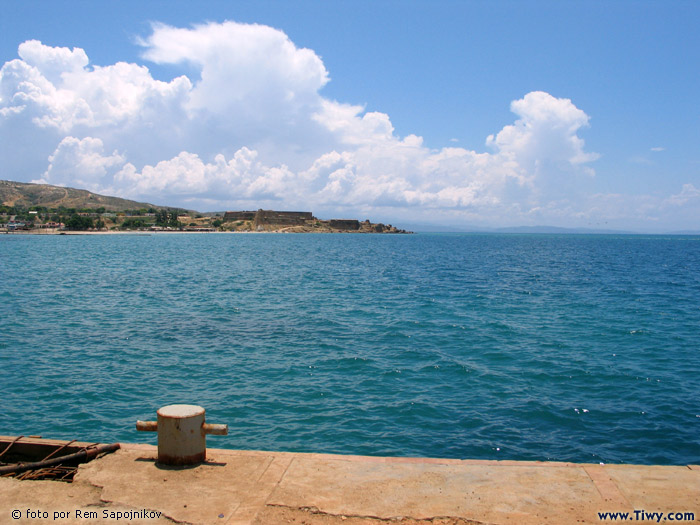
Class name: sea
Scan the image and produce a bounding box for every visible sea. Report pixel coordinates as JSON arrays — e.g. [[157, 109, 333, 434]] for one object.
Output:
[[1, 232, 699, 465]]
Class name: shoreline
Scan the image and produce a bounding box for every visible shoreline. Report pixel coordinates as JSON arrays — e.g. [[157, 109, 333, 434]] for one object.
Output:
[[1, 229, 410, 235]]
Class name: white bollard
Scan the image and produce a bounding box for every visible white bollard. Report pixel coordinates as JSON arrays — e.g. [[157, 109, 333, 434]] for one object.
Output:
[[136, 404, 228, 466]]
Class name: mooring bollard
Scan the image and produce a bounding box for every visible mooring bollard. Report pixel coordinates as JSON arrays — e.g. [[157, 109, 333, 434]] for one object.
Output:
[[136, 404, 228, 465]]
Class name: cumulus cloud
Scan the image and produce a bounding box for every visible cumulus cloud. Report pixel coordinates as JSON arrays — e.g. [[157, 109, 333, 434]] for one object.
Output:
[[664, 183, 700, 207], [141, 21, 328, 114], [2, 40, 191, 133], [8, 20, 691, 229], [137, 21, 334, 168], [487, 91, 598, 167], [17, 40, 88, 84], [36, 136, 125, 191], [115, 147, 299, 205]]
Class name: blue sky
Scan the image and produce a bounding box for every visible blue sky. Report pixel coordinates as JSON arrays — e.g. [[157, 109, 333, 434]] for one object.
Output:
[[1, 1, 699, 231]]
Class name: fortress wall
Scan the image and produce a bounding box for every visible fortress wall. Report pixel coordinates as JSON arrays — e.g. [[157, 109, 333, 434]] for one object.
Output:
[[254, 210, 314, 226], [223, 211, 256, 221], [329, 219, 360, 230]]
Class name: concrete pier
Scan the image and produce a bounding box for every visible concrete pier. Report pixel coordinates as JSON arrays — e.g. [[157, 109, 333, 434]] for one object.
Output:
[[1, 440, 697, 524]]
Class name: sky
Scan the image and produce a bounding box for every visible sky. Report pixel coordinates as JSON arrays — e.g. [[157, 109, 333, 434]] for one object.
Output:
[[1, 1, 699, 232]]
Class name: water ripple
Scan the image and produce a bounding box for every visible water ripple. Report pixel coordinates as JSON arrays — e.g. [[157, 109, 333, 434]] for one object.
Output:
[[1, 233, 699, 464]]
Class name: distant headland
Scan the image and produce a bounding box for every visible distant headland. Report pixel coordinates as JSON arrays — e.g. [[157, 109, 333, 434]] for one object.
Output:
[[0, 180, 411, 234], [218, 210, 410, 233]]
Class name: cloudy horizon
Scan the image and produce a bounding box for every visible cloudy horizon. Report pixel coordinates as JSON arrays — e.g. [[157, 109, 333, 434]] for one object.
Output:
[[1, 13, 698, 232]]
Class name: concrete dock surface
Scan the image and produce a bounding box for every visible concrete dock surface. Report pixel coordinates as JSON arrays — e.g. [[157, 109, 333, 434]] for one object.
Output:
[[1, 442, 698, 524]]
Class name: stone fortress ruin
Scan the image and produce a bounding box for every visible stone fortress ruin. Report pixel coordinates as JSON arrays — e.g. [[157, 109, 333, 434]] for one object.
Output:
[[221, 209, 410, 233]]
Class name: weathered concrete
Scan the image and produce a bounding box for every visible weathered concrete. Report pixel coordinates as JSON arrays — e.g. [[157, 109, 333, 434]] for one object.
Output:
[[1, 443, 698, 524]]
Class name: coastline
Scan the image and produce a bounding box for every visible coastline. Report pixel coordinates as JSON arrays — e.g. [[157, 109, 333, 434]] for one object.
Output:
[[2, 228, 411, 235]]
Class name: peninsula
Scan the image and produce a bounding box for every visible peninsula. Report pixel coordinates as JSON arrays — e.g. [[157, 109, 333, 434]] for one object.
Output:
[[0, 180, 411, 234]]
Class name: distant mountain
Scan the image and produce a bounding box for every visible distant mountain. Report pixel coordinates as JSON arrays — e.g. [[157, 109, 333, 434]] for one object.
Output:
[[399, 222, 637, 234], [667, 230, 700, 235], [0, 180, 168, 212], [492, 225, 635, 234], [390, 221, 473, 233]]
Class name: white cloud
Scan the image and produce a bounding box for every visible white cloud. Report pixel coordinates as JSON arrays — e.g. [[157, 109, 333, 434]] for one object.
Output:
[[3, 40, 191, 132], [114, 147, 306, 209], [141, 21, 328, 114], [486, 91, 599, 175], [4, 20, 694, 230], [35, 136, 125, 192], [136, 21, 333, 168], [18, 40, 88, 84], [664, 183, 700, 207]]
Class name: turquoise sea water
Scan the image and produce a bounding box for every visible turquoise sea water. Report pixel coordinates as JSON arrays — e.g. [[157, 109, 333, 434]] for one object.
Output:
[[1, 233, 699, 465]]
